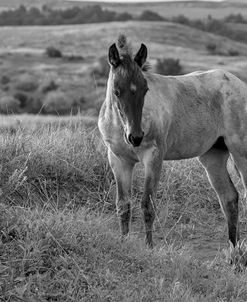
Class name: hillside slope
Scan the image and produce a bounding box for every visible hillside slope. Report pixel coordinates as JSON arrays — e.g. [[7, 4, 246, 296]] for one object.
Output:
[[1, 21, 247, 115], [1, 21, 247, 76], [0, 114, 247, 301]]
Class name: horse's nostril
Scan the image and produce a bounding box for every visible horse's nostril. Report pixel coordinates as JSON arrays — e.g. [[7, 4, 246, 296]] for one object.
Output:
[[128, 134, 143, 147], [128, 134, 134, 145]]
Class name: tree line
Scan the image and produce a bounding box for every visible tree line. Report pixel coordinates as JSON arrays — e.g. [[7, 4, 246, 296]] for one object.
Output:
[[0, 5, 133, 25]]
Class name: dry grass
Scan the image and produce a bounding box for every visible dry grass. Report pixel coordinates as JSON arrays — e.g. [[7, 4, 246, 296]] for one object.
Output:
[[2, 21, 247, 115], [1, 19, 247, 301], [0, 114, 247, 301]]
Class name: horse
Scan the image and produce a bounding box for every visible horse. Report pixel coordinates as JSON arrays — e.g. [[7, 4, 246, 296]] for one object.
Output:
[[98, 34, 247, 248]]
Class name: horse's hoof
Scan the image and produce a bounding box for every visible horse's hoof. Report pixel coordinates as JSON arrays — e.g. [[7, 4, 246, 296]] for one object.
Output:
[[120, 233, 130, 242], [227, 240, 247, 270], [146, 240, 154, 249]]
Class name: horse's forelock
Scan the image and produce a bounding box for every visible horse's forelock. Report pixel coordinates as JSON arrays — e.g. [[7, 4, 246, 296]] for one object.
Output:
[[117, 34, 132, 58]]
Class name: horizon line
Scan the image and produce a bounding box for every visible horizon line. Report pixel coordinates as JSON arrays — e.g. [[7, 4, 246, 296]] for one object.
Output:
[[66, 0, 226, 3]]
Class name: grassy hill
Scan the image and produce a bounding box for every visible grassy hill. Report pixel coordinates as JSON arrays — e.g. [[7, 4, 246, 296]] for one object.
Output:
[[1, 20, 247, 301], [1, 21, 247, 115], [0, 113, 247, 301]]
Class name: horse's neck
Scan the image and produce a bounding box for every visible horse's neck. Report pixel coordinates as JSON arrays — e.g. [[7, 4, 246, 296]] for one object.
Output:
[[103, 91, 122, 128]]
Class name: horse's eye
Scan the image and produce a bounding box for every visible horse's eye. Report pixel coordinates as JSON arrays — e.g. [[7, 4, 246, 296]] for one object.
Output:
[[114, 89, 120, 97], [145, 87, 149, 95]]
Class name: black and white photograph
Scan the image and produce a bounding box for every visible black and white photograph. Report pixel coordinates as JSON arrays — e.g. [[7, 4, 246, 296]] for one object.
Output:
[[1, 0, 247, 301]]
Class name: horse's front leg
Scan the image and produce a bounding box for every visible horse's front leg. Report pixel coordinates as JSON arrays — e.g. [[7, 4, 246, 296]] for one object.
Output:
[[141, 146, 163, 248], [108, 149, 135, 236]]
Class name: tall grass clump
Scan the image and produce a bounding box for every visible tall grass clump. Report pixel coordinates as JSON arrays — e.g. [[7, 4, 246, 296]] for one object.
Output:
[[0, 95, 20, 114], [42, 90, 85, 115], [0, 115, 111, 210], [1, 115, 247, 301]]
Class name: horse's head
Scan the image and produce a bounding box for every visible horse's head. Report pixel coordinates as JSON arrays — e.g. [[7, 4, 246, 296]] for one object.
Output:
[[107, 35, 149, 147]]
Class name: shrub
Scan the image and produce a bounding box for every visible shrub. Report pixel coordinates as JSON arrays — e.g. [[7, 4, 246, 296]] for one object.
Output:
[[155, 58, 183, 76], [0, 95, 20, 113], [228, 49, 239, 56], [40, 79, 58, 93], [139, 10, 164, 21], [42, 90, 74, 114], [2, 85, 9, 91], [13, 92, 28, 108], [206, 42, 217, 54], [45, 46, 63, 58], [16, 74, 38, 92], [1, 75, 10, 85]]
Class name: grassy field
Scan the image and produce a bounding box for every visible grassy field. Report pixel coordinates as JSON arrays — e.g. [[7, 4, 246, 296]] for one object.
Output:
[[2, 21, 247, 116], [1, 20, 247, 301], [0, 114, 247, 301]]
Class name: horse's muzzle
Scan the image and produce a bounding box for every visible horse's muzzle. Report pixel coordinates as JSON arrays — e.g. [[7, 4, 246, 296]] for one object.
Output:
[[128, 132, 144, 147]]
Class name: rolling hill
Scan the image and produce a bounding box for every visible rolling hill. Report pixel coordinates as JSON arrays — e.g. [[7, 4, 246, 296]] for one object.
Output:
[[1, 20, 247, 116], [1, 10, 247, 302]]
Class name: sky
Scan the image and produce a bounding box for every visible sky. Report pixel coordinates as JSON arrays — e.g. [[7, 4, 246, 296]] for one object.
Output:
[[67, 0, 225, 2]]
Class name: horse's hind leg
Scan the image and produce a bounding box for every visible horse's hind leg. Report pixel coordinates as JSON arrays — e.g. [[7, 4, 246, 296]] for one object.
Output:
[[230, 153, 247, 201], [199, 147, 239, 246], [108, 150, 135, 236]]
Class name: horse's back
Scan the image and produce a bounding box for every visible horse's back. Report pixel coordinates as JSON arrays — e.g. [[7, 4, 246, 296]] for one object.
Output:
[[144, 69, 247, 159], [179, 69, 247, 157]]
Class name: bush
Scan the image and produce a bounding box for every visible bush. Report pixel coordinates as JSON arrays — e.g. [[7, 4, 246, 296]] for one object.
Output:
[[40, 79, 58, 93], [13, 92, 28, 108], [0, 95, 20, 113], [16, 74, 38, 92], [42, 90, 74, 114], [155, 58, 183, 76], [206, 42, 217, 54], [1, 75, 10, 85], [13, 91, 42, 113], [228, 49, 239, 56], [139, 10, 164, 21], [45, 46, 63, 58]]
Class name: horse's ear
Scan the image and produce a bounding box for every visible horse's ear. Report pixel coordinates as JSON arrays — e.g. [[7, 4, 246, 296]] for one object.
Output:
[[134, 43, 147, 68], [108, 43, 120, 68]]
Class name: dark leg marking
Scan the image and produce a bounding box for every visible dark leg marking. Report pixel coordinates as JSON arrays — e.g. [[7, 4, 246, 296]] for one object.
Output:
[[141, 179, 155, 248], [226, 193, 239, 245]]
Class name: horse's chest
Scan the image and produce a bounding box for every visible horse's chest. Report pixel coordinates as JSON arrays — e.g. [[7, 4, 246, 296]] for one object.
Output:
[[99, 116, 124, 147], [99, 116, 138, 161]]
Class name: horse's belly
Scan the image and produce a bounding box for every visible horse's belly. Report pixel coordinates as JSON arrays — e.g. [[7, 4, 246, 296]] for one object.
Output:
[[164, 132, 219, 160]]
